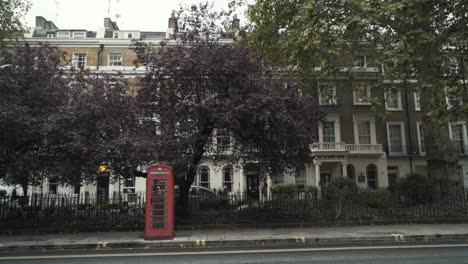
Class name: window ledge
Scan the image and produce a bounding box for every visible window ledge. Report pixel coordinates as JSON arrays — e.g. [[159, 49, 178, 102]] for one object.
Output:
[[388, 153, 407, 157]]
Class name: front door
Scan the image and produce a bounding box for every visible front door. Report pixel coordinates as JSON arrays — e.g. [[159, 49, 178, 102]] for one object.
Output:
[[246, 174, 259, 199], [387, 166, 399, 191], [97, 175, 109, 199], [320, 173, 331, 187]]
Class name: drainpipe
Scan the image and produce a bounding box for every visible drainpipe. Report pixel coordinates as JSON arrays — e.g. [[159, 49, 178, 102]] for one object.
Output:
[[96, 44, 104, 70], [404, 80, 414, 174]]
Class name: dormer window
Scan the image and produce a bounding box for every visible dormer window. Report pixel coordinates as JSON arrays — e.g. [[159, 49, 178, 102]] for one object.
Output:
[[114, 32, 119, 38], [47, 33, 54, 38], [57, 31, 70, 38], [127, 33, 133, 39], [73, 32, 85, 38]]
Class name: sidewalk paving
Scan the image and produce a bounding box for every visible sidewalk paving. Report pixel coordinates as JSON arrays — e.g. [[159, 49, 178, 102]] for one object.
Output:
[[1, 224, 468, 252]]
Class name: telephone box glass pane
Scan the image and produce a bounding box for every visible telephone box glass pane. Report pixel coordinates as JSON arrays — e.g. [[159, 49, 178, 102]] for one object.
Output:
[[152, 179, 167, 229]]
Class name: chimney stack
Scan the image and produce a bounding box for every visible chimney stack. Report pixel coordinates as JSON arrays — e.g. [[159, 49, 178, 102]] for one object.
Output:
[[166, 10, 178, 39], [35, 16, 58, 30], [104, 18, 119, 30], [231, 15, 240, 31]]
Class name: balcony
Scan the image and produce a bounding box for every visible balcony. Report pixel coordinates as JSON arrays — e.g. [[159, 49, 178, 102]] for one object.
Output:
[[346, 144, 383, 154], [311, 142, 346, 152], [311, 142, 383, 155]]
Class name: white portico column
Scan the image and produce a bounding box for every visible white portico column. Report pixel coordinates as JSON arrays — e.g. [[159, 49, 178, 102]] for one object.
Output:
[[237, 161, 245, 197], [267, 174, 272, 201], [314, 161, 321, 187], [342, 162, 348, 178]]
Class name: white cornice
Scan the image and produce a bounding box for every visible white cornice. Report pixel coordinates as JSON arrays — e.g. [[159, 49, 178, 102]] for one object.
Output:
[[21, 37, 235, 48]]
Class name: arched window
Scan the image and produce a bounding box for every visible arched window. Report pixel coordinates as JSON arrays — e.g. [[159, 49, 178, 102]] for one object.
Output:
[[222, 166, 233, 192], [198, 167, 210, 188], [366, 164, 378, 189], [347, 164, 355, 182]]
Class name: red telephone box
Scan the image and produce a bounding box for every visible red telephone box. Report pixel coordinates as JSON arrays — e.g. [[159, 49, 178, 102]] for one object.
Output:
[[145, 164, 174, 240]]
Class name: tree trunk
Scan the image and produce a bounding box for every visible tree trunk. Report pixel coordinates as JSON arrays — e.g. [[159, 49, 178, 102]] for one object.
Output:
[[424, 119, 460, 199], [177, 179, 191, 217], [419, 38, 461, 198], [20, 178, 28, 197]]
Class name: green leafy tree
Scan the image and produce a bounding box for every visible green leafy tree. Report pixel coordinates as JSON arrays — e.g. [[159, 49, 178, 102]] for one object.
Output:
[[245, 0, 468, 197], [0, 0, 30, 41]]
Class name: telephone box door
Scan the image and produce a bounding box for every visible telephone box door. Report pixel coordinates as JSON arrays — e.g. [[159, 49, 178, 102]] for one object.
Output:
[[145, 164, 174, 240]]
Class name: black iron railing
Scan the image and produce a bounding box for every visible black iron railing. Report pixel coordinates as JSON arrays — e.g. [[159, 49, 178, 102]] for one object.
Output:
[[1, 188, 468, 232]]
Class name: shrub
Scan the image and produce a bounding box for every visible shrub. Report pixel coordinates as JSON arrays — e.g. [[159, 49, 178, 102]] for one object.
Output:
[[322, 177, 358, 201], [397, 173, 432, 205], [305, 185, 318, 193], [0, 190, 7, 198], [360, 188, 395, 209], [270, 184, 296, 194]]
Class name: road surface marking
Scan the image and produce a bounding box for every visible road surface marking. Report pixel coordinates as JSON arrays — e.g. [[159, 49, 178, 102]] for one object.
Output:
[[0, 243, 467, 260], [195, 240, 206, 247], [391, 234, 405, 241], [295, 237, 306, 244]]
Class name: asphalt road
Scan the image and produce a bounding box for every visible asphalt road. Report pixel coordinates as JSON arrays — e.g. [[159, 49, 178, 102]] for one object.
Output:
[[1, 245, 468, 264]]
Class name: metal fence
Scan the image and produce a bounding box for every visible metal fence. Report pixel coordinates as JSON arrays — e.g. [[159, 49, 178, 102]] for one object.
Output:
[[0, 192, 146, 232], [1, 188, 468, 232], [180, 188, 468, 226]]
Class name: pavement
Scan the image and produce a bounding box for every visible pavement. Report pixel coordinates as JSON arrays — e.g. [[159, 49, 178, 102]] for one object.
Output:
[[0, 224, 468, 252]]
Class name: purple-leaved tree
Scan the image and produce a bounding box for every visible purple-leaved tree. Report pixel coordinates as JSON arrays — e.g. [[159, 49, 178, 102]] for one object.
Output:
[[132, 3, 324, 210]]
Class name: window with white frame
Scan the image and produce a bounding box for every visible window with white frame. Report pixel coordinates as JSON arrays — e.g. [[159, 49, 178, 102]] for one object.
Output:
[[381, 63, 388, 75], [354, 55, 366, 67], [216, 128, 230, 152], [417, 122, 426, 155], [414, 91, 421, 111], [357, 120, 371, 144], [198, 167, 210, 188], [56, 31, 70, 38], [322, 121, 336, 143], [385, 87, 401, 110], [222, 167, 233, 192], [72, 32, 86, 38], [450, 123, 467, 155], [296, 169, 306, 190], [353, 82, 371, 105], [72, 53, 87, 68], [48, 179, 58, 194], [445, 57, 459, 75], [446, 87, 463, 108], [387, 123, 405, 155], [123, 176, 135, 193], [318, 81, 337, 105], [367, 164, 378, 189], [108, 53, 123, 66]]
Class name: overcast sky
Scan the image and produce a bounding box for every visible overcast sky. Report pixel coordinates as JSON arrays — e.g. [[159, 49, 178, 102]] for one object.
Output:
[[25, 0, 237, 32]]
